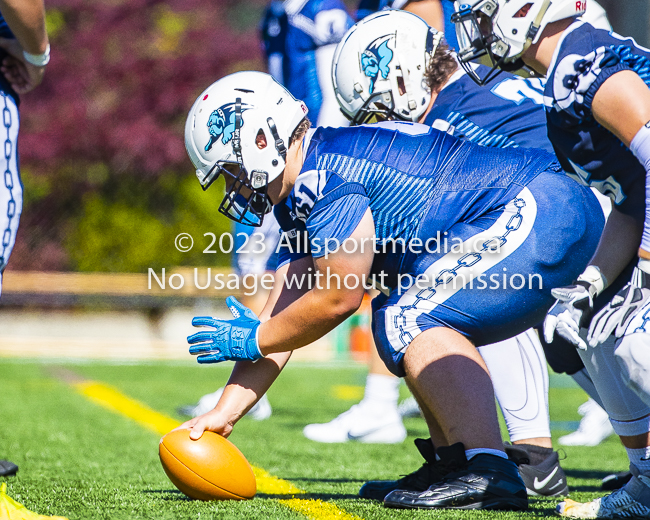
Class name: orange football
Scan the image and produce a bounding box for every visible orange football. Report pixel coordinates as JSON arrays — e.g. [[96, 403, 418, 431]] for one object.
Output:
[[159, 429, 256, 500]]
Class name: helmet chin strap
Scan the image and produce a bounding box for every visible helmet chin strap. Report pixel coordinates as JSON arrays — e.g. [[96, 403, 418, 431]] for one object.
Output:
[[520, 0, 552, 57], [266, 117, 287, 162], [232, 97, 244, 164]]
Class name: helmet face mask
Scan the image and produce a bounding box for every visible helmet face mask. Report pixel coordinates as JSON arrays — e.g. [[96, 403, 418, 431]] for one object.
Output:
[[348, 90, 405, 125], [452, 1, 509, 85], [452, 0, 584, 85], [218, 164, 271, 227], [201, 161, 272, 227]]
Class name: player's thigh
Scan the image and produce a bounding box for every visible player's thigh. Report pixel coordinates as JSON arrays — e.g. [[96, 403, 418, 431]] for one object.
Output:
[[372, 174, 603, 376]]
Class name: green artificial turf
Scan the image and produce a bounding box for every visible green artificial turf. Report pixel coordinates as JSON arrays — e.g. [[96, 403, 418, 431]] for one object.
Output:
[[0, 359, 630, 519]]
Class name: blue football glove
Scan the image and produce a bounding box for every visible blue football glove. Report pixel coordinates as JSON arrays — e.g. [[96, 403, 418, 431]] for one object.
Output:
[[188, 296, 263, 364]]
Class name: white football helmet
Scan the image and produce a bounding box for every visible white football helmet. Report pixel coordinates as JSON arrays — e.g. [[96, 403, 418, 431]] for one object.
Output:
[[452, 0, 587, 84], [185, 71, 308, 226], [332, 10, 443, 125]]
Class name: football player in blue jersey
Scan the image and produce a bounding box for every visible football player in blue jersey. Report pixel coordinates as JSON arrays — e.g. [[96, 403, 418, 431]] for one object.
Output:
[[182, 0, 355, 419], [260, 1, 288, 85], [314, 0, 615, 458], [179, 70, 604, 510], [326, 9, 575, 499], [452, 0, 650, 517], [0, 0, 50, 478]]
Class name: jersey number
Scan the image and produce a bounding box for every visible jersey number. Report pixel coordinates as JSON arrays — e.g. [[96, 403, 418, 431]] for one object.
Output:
[[568, 159, 627, 205], [491, 77, 545, 106]]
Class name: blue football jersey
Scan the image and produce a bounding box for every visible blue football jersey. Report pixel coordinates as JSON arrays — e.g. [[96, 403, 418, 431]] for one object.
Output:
[[261, 2, 287, 57], [283, 0, 353, 122], [424, 66, 552, 153], [260, 1, 289, 83], [544, 20, 650, 218], [441, 0, 458, 50], [274, 122, 558, 283]]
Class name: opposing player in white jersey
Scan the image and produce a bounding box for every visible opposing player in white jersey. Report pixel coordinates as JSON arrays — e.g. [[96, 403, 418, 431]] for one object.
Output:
[[452, 0, 650, 516], [180, 0, 355, 419]]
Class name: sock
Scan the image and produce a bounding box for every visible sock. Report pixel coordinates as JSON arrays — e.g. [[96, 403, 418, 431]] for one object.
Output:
[[514, 443, 553, 466], [465, 448, 508, 461], [362, 374, 400, 410], [626, 446, 650, 475]]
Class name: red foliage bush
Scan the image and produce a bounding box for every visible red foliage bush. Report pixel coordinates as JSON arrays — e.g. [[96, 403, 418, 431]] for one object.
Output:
[[21, 0, 264, 177], [9, 0, 266, 271]]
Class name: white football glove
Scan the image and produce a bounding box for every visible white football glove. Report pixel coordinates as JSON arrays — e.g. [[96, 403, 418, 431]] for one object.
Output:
[[543, 284, 593, 350], [587, 267, 650, 347]]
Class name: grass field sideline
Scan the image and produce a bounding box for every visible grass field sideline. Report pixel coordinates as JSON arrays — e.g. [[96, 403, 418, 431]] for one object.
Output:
[[0, 360, 630, 519]]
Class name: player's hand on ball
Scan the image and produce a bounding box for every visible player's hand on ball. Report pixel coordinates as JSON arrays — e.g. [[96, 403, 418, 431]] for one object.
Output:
[[587, 269, 650, 347], [188, 296, 263, 364], [543, 285, 593, 350], [176, 409, 234, 440]]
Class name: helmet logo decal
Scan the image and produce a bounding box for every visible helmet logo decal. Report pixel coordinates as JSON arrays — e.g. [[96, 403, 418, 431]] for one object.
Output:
[[205, 102, 250, 152], [361, 35, 394, 94]]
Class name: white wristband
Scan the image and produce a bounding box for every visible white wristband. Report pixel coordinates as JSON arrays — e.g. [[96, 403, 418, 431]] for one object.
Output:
[[23, 44, 50, 67], [577, 265, 607, 297]]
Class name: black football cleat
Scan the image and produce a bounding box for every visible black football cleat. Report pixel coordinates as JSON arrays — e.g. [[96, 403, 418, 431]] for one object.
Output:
[[384, 451, 528, 511], [505, 444, 569, 496], [601, 471, 633, 491], [358, 439, 465, 501], [0, 460, 18, 477]]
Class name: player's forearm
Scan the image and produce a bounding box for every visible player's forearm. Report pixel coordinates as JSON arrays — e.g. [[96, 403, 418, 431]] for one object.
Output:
[[218, 352, 292, 423], [258, 287, 362, 354], [588, 206, 643, 285], [0, 0, 48, 54]]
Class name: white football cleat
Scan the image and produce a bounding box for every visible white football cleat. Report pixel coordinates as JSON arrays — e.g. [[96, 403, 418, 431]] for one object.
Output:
[[303, 401, 407, 443], [557, 488, 650, 518], [397, 396, 422, 418], [178, 388, 272, 421], [558, 398, 614, 447]]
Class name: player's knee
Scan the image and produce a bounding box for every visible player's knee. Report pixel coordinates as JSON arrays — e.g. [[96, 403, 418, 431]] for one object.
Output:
[[403, 327, 472, 375]]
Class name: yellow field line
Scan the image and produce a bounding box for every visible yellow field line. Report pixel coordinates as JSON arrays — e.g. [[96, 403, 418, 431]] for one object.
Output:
[[332, 385, 364, 401], [72, 380, 361, 520], [74, 381, 179, 435], [278, 499, 363, 520]]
